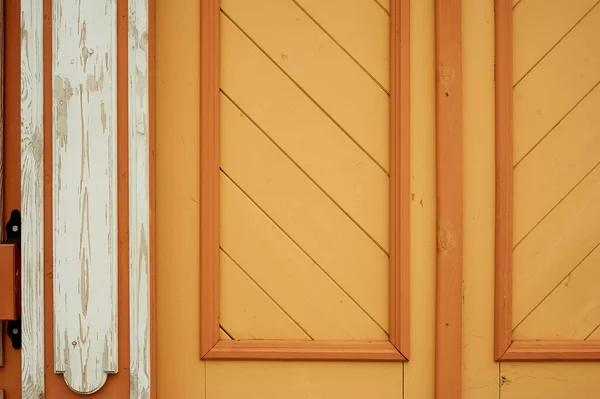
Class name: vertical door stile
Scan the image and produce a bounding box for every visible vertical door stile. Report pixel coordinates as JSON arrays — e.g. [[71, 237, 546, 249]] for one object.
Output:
[[127, 0, 152, 396], [20, 0, 46, 397]]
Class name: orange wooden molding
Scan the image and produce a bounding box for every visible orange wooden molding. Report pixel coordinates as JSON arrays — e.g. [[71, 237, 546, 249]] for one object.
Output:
[[204, 340, 407, 361], [434, 0, 463, 397], [493, 0, 599, 362], [199, 0, 221, 359], [0, 244, 18, 321], [502, 341, 600, 361], [494, 0, 514, 361], [199, 0, 411, 361]]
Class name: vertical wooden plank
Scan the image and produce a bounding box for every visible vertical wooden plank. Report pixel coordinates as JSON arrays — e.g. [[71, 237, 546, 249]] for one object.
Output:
[[463, 0, 499, 397], [494, 0, 513, 360], [52, 0, 118, 394], [389, 0, 411, 356], [128, 0, 153, 396], [156, 0, 206, 394], [199, 0, 220, 358], [21, 0, 46, 397], [434, 0, 463, 398]]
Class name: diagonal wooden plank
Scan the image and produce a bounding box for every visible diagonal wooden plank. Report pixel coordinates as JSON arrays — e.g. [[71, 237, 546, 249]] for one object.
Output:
[[219, 328, 232, 340], [220, 250, 311, 340], [220, 174, 387, 341], [221, 17, 390, 251], [513, 0, 598, 83], [376, 0, 389, 12], [513, 243, 600, 340], [221, 0, 389, 171], [513, 4, 600, 163], [293, 0, 390, 90], [513, 164, 600, 327], [220, 95, 389, 330], [514, 83, 600, 243], [588, 325, 600, 340]]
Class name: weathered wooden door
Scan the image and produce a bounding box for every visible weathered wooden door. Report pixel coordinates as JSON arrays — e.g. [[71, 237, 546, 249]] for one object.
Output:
[[0, 0, 155, 397]]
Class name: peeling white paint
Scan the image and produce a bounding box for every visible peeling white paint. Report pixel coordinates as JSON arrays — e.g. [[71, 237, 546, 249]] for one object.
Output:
[[52, 0, 119, 394], [128, 0, 152, 397], [21, 0, 46, 397]]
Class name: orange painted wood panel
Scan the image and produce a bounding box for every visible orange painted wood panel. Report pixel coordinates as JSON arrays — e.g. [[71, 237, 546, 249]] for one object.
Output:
[[0, 245, 17, 321]]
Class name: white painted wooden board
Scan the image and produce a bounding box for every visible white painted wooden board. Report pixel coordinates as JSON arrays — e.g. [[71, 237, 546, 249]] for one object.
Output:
[[128, 0, 152, 397], [52, 0, 119, 394], [21, 0, 46, 397]]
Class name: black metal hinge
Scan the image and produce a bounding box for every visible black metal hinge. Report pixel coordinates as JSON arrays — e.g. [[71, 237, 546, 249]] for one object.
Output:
[[4, 210, 21, 350]]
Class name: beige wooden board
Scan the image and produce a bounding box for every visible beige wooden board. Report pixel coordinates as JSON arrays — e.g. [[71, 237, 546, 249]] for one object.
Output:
[[206, 361, 402, 399], [462, 0, 499, 397], [220, 0, 390, 172], [220, 15, 389, 252], [513, 164, 600, 327], [513, 0, 598, 83], [127, 0, 152, 396], [155, 0, 206, 397], [220, 95, 388, 332], [293, 0, 390, 90], [514, 84, 600, 243], [21, 0, 46, 396], [501, 362, 600, 398], [402, 0, 436, 397], [220, 173, 386, 340], [513, 4, 600, 163], [220, 250, 310, 340], [52, 0, 119, 393], [589, 326, 600, 339], [514, 244, 600, 339]]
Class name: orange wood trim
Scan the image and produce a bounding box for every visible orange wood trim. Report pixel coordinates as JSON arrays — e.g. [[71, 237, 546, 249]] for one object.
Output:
[[199, 0, 410, 360], [42, 0, 131, 395], [494, 0, 513, 361], [502, 341, 600, 361], [148, 0, 157, 396], [0, 1, 22, 394], [0, 244, 17, 320], [389, 0, 411, 357], [204, 340, 407, 361], [199, 0, 221, 359], [434, 0, 463, 397]]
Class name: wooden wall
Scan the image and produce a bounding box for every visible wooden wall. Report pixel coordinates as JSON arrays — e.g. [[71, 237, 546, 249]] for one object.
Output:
[[155, 0, 435, 397], [155, 0, 600, 398]]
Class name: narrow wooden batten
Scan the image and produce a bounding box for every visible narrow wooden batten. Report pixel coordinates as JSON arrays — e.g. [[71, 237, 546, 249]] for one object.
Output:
[[20, 0, 46, 397]]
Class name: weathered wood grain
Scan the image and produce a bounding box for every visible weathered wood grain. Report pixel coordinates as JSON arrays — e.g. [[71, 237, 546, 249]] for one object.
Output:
[[52, 0, 118, 394], [128, 0, 152, 397], [21, 0, 46, 397]]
